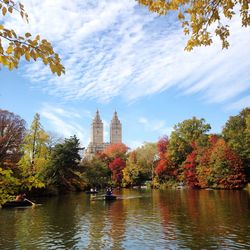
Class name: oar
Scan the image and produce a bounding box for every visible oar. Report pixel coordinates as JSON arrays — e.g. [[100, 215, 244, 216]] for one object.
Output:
[[24, 198, 36, 206]]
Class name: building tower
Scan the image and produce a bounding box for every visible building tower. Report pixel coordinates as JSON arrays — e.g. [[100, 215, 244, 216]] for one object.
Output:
[[110, 111, 122, 144], [91, 110, 103, 144], [84, 110, 123, 159]]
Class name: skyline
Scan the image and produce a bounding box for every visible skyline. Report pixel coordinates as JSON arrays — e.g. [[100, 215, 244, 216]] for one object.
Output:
[[1, 0, 250, 149]]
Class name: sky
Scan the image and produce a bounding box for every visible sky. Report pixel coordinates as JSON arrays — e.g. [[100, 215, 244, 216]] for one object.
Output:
[[1, 0, 250, 149]]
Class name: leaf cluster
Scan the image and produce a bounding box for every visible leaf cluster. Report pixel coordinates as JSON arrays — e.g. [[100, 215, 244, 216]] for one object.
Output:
[[138, 0, 250, 50], [0, 0, 64, 75]]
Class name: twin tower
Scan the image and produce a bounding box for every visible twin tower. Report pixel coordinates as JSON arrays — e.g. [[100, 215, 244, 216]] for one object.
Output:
[[85, 110, 122, 157]]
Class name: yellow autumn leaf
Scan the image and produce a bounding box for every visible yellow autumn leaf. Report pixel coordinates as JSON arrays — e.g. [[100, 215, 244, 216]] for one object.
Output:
[[30, 50, 37, 61], [0, 56, 8, 66], [2, 7, 7, 16], [25, 51, 30, 61], [42, 56, 48, 65], [6, 46, 13, 54], [178, 11, 185, 20], [25, 32, 31, 38], [9, 61, 14, 70]]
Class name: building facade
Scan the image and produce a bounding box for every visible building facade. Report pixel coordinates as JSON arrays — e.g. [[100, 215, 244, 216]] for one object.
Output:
[[84, 110, 122, 158], [110, 111, 122, 144]]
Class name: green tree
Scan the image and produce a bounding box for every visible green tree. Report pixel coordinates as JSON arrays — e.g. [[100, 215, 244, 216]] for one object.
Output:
[[136, 142, 158, 181], [138, 0, 250, 50], [0, 167, 20, 204], [122, 151, 141, 187], [168, 117, 211, 168], [0, 0, 64, 75], [18, 113, 50, 190], [222, 108, 250, 180], [82, 157, 110, 188], [46, 135, 85, 192]]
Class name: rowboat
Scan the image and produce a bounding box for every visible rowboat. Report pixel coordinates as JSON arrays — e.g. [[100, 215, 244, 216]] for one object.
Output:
[[1, 200, 33, 208], [104, 195, 117, 201], [85, 190, 98, 194]]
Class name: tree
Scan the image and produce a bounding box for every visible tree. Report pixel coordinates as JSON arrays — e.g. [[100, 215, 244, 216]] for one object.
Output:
[[122, 151, 142, 187], [222, 108, 250, 180], [46, 135, 84, 191], [138, 0, 250, 50], [195, 135, 245, 189], [194, 135, 218, 188], [122, 161, 141, 187], [0, 166, 20, 204], [18, 113, 50, 189], [102, 143, 129, 160], [206, 138, 245, 189], [157, 135, 169, 158], [182, 151, 199, 188], [0, 1, 64, 75], [0, 109, 26, 204], [0, 109, 26, 167], [155, 136, 176, 183], [171, 117, 211, 143], [168, 117, 211, 169], [109, 157, 126, 185], [82, 157, 110, 188], [136, 142, 158, 181]]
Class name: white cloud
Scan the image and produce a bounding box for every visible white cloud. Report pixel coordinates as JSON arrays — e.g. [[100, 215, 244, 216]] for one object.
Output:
[[225, 96, 250, 111], [40, 104, 88, 146], [138, 117, 148, 124], [138, 117, 173, 136], [4, 0, 250, 109], [42, 104, 81, 119]]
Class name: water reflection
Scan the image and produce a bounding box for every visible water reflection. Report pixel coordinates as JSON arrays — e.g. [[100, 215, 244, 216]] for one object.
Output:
[[156, 190, 250, 249], [0, 190, 249, 249], [82, 198, 125, 249]]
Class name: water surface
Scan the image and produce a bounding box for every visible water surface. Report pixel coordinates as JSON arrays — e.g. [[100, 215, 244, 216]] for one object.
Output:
[[0, 189, 249, 249]]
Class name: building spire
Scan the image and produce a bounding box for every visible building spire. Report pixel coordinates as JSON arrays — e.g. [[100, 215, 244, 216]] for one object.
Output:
[[93, 109, 101, 122], [112, 110, 119, 122]]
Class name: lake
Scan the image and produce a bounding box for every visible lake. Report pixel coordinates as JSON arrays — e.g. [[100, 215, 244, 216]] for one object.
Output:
[[0, 189, 249, 249]]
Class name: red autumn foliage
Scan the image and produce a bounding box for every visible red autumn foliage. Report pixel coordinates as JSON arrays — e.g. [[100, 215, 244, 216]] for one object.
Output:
[[182, 151, 199, 188], [197, 137, 245, 189], [208, 134, 219, 145], [109, 157, 126, 185], [157, 136, 169, 158], [103, 143, 128, 158], [155, 159, 168, 175], [155, 155, 177, 178], [155, 136, 177, 179], [214, 141, 245, 189]]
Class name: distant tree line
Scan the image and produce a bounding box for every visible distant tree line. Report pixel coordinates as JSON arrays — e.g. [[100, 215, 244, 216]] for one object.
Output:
[[0, 107, 249, 204]]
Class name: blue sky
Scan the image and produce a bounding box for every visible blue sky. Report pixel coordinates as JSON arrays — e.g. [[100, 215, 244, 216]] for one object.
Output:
[[1, 0, 250, 149]]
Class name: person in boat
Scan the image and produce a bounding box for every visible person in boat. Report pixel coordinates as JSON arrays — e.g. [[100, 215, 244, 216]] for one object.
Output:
[[106, 188, 112, 196], [15, 193, 26, 201]]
